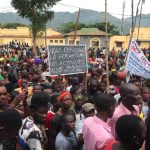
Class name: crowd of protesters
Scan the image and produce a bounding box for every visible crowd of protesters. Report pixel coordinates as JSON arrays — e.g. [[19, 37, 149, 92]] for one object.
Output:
[[1, 41, 150, 150]]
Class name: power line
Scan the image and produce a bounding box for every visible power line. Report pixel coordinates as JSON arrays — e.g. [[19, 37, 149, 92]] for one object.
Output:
[[1, 4, 150, 18], [57, 3, 79, 9], [0, 6, 12, 10], [57, 3, 150, 18], [121, 0, 126, 35], [0, 7, 15, 13]]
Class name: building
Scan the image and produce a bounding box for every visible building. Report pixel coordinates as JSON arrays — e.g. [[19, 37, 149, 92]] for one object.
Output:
[[64, 28, 109, 49], [109, 35, 130, 51], [0, 27, 65, 47], [133, 27, 150, 49], [0, 27, 31, 45], [0, 26, 150, 51], [109, 27, 150, 51]]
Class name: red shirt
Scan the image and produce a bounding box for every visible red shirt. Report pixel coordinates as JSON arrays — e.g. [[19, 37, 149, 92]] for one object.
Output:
[[104, 140, 118, 150], [45, 111, 55, 129]]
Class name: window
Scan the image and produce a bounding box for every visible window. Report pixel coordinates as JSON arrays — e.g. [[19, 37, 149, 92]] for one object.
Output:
[[116, 42, 123, 47], [69, 40, 74, 45], [55, 40, 58, 43], [60, 40, 63, 43], [50, 40, 53, 43], [137, 41, 141, 46], [92, 40, 99, 47], [76, 41, 80, 45]]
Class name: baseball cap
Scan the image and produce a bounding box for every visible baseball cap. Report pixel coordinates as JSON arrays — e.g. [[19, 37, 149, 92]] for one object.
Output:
[[82, 103, 95, 112]]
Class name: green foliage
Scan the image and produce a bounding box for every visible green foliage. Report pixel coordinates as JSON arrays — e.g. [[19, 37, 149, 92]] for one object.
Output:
[[86, 22, 119, 35], [58, 22, 119, 35], [1, 23, 27, 29], [0, 23, 2, 28], [11, 0, 61, 37], [11, 0, 61, 54], [58, 22, 87, 33]]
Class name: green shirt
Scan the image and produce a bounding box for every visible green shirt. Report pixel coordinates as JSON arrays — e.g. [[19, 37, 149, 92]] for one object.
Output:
[[10, 57, 18, 62]]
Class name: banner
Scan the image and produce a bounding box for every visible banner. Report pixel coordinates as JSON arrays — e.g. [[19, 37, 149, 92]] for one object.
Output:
[[126, 38, 150, 79]]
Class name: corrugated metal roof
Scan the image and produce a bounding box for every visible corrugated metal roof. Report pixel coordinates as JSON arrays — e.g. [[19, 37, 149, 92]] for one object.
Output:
[[65, 28, 106, 36], [47, 34, 64, 38]]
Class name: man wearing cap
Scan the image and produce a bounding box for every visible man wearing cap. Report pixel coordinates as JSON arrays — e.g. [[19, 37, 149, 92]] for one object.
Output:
[[49, 91, 73, 150], [82, 103, 95, 118], [77, 103, 95, 150], [83, 93, 116, 150]]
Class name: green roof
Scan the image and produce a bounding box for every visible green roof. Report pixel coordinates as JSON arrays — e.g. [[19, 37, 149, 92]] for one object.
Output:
[[65, 28, 106, 36]]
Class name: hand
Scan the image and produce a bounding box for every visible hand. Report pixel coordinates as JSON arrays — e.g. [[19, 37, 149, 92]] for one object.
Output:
[[21, 89, 28, 102], [78, 133, 84, 143]]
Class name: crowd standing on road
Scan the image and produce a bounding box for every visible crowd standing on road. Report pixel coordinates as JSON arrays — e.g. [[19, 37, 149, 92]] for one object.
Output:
[[0, 41, 150, 150]]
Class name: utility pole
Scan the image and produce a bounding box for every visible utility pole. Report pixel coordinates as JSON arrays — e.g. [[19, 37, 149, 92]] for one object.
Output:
[[73, 8, 81, 45], [105, 0, 109, 93], [45, 23, 47, 49], [120, 0, 126, 35], [126, 0, 142, 63], [131, 0, 134, 32], [137, 0, 144, 41]]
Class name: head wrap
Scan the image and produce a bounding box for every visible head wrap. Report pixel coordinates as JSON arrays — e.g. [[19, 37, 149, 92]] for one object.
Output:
[[58, 91, 72, 102]]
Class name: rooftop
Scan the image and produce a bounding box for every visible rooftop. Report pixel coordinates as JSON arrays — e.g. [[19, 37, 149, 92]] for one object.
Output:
[[65, 28, 106, 36]]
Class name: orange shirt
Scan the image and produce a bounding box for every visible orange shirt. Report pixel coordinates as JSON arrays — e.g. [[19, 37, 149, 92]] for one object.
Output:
[[15, 87, 33, 96]]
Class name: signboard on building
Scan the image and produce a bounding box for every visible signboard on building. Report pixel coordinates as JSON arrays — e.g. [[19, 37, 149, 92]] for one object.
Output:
[[48, 45, 87, 75]]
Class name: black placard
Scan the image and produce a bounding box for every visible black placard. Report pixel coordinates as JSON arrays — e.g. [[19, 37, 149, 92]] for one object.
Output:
[[48, 45, 87, 75]]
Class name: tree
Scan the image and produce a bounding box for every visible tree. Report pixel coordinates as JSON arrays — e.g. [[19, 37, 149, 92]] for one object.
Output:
[[0, 23, 2, 28], [11, 0, 61, 55], [2, 23, 27, 29], [58, 22, 119, 35], [58, 22, 87, 33], [87, 22, 120, 35]]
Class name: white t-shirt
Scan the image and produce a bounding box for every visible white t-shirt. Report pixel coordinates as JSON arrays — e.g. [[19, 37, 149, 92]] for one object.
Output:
[[19, 116, 44, 150], [75, 113, 85, 138]]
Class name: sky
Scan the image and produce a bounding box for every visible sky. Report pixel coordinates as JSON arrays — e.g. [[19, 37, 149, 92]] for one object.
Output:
[[0, 0, 150, 18]]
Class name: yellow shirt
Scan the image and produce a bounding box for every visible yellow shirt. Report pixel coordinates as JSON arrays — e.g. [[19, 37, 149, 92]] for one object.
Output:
[[140, 112, 144, 119], [15, 87, 33, 96], [0, 57, 4, 62]]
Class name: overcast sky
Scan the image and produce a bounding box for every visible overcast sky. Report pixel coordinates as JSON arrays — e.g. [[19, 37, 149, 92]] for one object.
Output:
[[0, 0, 149, 18]]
